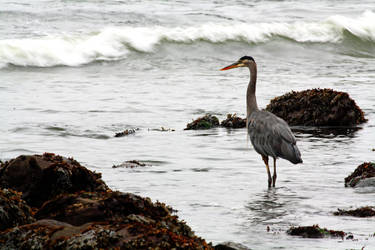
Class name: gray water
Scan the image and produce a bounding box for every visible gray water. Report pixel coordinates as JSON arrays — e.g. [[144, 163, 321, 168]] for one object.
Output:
[[1, 1, 375, 249]]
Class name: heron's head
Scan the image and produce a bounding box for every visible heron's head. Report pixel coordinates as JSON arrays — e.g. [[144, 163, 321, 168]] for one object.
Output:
[[220, 56, 255, 71]]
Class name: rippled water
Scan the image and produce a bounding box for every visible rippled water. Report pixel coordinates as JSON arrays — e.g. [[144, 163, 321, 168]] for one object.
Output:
[[1, 1, 375, 249]]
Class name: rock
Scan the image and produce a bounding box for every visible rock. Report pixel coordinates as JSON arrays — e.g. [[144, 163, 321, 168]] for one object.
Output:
[[0, 154, 212, 249], [0, 188, 35, 231], [345, 162, 375, 187], [0, 218, 210, 249], [221, 114, 246, 128], [214, 241, 250, 250], [265, 88, 366, 126], [185, 114, 220, 130], [287, 225, 345, 238], [114, 128, 138, 137], [334, 206, 375, 217], [112, 160, 147, 168], [0, 153, 109, 207], [35, 191, 172, 226]]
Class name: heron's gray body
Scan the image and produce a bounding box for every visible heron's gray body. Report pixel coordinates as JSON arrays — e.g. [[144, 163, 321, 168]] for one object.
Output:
[[248, 110, 302, 164]]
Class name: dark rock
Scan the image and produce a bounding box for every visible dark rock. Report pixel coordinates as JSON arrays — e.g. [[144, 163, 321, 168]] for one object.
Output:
[[287, 225, 345, 238], [334, 206, 375, 217], [114, 128, 138, 137], [0, 218, 211, 249], [221, 114, 246, 128], [112, 160, 147, 168], [0, 154, 212, 249], [215, 241, 250, 250], [185, 114, 220, 130], [0, 153, 109, 207], [265, 88, 366, 126], [345, 162, 375, 187], [0, 188, 35, 231], [35, 191, 172, 226]]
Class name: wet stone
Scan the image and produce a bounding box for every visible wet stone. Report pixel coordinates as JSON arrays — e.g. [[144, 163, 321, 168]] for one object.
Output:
[[185, 114, 220, 130], [0, 188, 35, 231], [265, 88, 367, 126], [334, 206, 375, 217], [287, 225, 345, 238], [221, 114, 246, 128], [112, 160, 148, 168], [345, 162, 375, 187], [114, 128, 138, 137], [0, 153, 109, 207]]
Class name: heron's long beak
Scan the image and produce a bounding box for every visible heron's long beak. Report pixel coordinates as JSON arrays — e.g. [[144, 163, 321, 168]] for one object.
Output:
[[220, 62, 243, 71]]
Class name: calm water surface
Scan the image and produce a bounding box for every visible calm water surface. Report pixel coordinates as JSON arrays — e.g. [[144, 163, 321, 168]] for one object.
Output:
[[1, 1, 375, 249]]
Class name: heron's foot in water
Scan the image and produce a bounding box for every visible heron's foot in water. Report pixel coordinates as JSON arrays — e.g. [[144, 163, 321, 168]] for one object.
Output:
[[272, 174, 277, 187]]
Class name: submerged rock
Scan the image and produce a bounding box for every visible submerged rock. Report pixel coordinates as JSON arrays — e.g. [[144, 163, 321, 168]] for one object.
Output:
[[345, 162, 375, 187], [214, 241, 250, 250], [287, 225, 345, 238], [265, 88, 366, 126], [0, 153, 108, 207], [334, 206, 375, 217], [112, 160, 147, 168], [221, 114, 246, 128], [0, 188, 35, 231], [114, 128, 138, 137], [0, 154, 212, 249], [185, 114, 220, 130]]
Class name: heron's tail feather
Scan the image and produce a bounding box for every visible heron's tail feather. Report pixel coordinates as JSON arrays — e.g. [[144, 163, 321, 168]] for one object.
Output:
[[281, 142, 303, 164]]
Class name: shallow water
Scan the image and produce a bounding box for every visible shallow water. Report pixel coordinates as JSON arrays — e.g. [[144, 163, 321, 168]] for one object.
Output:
[[1, 1, 375, 249]]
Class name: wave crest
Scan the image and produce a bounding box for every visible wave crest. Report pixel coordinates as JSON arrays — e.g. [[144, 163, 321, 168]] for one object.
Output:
[[1, 11, 375, 68]]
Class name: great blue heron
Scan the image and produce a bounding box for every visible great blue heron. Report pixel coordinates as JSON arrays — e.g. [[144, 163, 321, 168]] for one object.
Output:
[[220, 56, 302, 188]]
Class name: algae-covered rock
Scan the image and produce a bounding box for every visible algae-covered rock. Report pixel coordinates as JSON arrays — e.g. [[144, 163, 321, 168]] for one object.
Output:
[[266, 88, 366, 126], [114, 128, 138, 137], [0, 188, 35, 231], [185, 114, 220, 130], [0, 218, 211, 250], [0, 153, 108, 207], [0, 154, 212, 250], [334, 206, 375, 217], [221, 114, 246, 128], [287, 225, 345, 238], [345, 162, 375, 187], [35, 191, 172, 226]]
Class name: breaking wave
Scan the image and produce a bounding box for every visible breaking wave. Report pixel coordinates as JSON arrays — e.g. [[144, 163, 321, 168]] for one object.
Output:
[[1, 11, 375, 68]]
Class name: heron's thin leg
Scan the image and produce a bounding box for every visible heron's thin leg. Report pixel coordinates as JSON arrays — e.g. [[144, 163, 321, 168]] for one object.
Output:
[[262, 155, 272, 188], [272, 157, 277, 187]]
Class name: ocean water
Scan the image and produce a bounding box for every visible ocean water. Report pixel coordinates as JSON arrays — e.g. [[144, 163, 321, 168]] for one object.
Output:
[[1, 1, 375, 249]]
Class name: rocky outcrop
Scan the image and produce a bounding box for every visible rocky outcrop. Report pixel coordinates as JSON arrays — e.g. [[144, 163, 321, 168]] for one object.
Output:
[[185, 114, 220, 130], [287, 225, 346, 238], [266, 88, 366, 126], [0, 153, 211, 249], [345, 162, 375, 187], [0, 153, 108, 207], [334, 206, 375, 217], [220, 114, 246, 128]]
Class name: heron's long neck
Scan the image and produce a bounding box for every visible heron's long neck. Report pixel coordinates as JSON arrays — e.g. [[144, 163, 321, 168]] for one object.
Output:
[[246, 62, 258, 118]]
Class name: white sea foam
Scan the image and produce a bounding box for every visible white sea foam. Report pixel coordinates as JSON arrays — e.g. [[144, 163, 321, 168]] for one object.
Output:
[[1, 11, 375, 68]]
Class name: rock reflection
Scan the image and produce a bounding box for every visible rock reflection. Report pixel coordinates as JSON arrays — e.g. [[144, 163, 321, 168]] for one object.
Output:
[[291, 126, 362, 138]]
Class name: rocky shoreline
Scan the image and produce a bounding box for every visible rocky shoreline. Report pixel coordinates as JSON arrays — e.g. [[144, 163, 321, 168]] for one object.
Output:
[[0, 153, 212, 249]]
